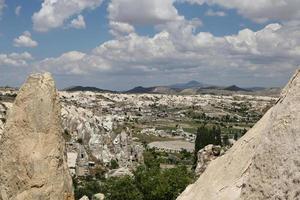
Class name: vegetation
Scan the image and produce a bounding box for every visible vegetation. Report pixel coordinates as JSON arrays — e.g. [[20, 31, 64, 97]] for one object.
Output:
[[133, 165, 193, 200], [74, 150, 195, 200], [194, 125, 222, 154], [193, 125, 233, 167], [103, 176, 143, 200], [74, 179, 101, 200], [110, 159, 119, 169]]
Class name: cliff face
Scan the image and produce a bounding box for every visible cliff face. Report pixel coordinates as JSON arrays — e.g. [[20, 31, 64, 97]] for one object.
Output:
[[0, 73, 74, 200], [177, 70, 300, 200]]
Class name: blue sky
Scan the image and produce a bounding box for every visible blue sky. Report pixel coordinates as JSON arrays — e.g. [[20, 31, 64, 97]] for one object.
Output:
[[0, 0, 300, 90]]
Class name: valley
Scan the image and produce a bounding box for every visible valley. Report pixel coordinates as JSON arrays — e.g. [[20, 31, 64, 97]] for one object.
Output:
[[0, 87, 277, 188]]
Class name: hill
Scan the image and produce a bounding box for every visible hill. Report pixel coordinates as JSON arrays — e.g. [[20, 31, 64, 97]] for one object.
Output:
[[64, 86, 114, 93], [169, 80, 209, 89]]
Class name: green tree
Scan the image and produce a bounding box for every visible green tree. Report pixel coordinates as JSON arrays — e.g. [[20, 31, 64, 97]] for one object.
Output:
[[103, 176, 143, 200], [110, 159, 119, 169], [194, 125, 223, 166], [223, 134, 230, 146], [74, 180, 101, 200], [143, 150, 160, 169], [133, 165, 193, 200], [214, 126, 222, 146], [234, 132, 238, 141]]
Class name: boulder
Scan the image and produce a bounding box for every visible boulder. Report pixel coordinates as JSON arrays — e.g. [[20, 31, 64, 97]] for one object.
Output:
[[0, 73, 74, 200], [177, 69, 300, 200], [195, 144, 223, 176], [79, 196, 89, 200], [107, 167, 133, 178], [92, 193, 105, 200]]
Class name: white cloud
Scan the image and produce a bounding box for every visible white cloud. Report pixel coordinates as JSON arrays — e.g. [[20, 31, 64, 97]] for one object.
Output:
[[13, 31, 38, 48], [0, 52, 33, 67], [69, 15, 86, 29], [178, 0, 300, 23], [205, 9, 226, 17], [15, 5, 21, 16], [109, 21, 135, 37], [108, 0, 184, 25], [38, 51, 111, 75], [0, 0, 5, 16], [32, 0, 103, 32], [36, 22, 300, 87]]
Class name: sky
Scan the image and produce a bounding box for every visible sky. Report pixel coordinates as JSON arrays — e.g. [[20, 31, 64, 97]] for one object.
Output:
[[0, 0, 300, 90]]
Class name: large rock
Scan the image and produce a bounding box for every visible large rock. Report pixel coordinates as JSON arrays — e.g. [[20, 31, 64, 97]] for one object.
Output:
[[194, 144, 223, 176], [177, 69, 300, 200], [0, 103, 7, 139], [0, 73, 74, 200], [92, 193, 105, 200]]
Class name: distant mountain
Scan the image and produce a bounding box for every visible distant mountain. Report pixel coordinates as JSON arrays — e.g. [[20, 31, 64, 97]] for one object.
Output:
[[124, 81, 279, 96], [169, 80, 209, 89], [245, 87, 266, 91], [224, 85, 250, 92], [125, 86, 156, 94], [125, 86, 177, 94], [64, 86, 114, 93]]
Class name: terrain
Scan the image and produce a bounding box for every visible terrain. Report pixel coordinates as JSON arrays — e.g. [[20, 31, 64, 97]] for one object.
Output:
[[0, 77, 278, 199], [177, 71, 300, 200], [0, 86, 276, 168]]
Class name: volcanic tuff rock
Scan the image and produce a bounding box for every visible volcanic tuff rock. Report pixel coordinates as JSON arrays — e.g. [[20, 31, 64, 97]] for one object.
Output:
[[0, 73, 74, 200], [194, 144, 223, 176], [0, 103, 7, 139], [177, 69, 300, 200]]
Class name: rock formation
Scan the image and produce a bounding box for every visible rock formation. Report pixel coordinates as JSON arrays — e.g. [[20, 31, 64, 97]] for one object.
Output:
[[177, 69, 300, 200], [61, 95, 144, 171], [92, 193, 105, 200], [0, 103, 7, 139], [0, 73, 74, 200], [194, 144, 223, 176]]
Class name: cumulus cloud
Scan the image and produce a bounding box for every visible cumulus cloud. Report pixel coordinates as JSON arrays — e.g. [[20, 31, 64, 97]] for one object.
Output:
[[38, 51, 111, 75], [69, 15, 86, 29], [35, 22, 300, 88], [13, 31, 38, 48], [178, 0, 300, 23], [32, 0, 103, 32], [38, 51, 87, 75], [109, 21, 135, 37], [0, 0, 5, 16], [0, 52, 34, 87], [205, 9, 226, 17], [108, 0, 184, 25], [15, 5, 21, 16], [0, 52, 33, 67]]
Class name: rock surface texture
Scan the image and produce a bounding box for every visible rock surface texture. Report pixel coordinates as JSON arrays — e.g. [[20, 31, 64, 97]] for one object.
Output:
[[177, 69, 300, 200], [0, 103, 7, 139], [0, 73, 74, 200]]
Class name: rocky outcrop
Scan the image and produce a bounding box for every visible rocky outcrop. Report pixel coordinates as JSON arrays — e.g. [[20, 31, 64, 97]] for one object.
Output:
[[177, 69, 300, 200], [194, 144, 223, 176], [62, 99, 144, 170], [92, 193, 105, 200], [79, 196, 89, 200], [0, 103, 7, 139], [0, 73, 74, 200]]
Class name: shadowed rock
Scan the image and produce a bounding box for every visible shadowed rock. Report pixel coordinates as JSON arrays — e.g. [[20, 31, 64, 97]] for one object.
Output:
[[0, 73, 74, 200], [177, 69, 300, 200]]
